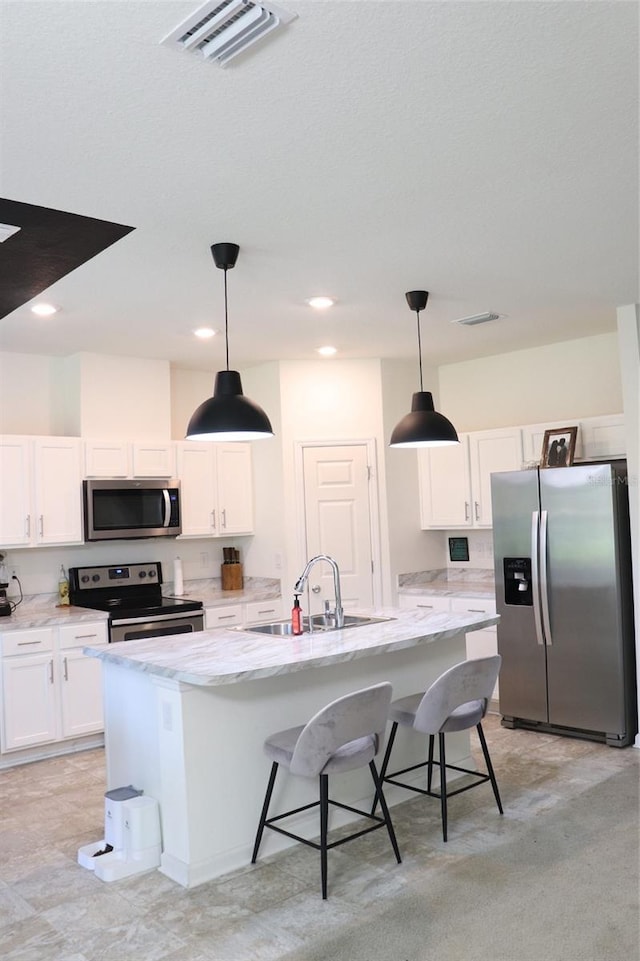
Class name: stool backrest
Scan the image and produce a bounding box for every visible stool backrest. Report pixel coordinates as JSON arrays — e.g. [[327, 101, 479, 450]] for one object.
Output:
[[413, 655, 502, 734], [290, 682, 392, 777]]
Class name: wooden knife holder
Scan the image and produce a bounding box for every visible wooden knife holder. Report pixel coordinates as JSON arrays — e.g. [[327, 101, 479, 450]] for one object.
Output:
[[221, 563, 243, 591]]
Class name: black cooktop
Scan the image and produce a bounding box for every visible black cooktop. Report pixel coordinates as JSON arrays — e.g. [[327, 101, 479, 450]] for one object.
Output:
[[68, 561, 203, 620]]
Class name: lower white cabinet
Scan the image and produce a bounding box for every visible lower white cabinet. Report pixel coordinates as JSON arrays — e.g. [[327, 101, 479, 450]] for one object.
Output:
[[204, 598, 283, 631], [398, 593, 499, 695], [0, 621, 108, 753]]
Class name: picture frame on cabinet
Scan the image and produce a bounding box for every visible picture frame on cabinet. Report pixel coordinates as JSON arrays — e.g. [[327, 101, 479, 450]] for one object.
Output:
[[541, 426, 578, 468]]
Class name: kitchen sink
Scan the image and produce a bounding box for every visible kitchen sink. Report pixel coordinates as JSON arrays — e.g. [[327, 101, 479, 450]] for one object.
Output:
[[238, 613, 394, 636]]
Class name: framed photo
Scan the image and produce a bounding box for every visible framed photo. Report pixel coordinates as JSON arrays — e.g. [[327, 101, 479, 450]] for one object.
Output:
[[541, 427, 578, 468]]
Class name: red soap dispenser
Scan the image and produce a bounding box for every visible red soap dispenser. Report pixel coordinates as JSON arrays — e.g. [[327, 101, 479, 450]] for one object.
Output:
[[291, 595, 303, 635]]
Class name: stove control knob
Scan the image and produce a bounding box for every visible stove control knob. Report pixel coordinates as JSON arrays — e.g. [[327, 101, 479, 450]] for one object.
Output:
[[81, 575, 90, 583], [139, 571, 146, 578], [92, 574, 100, 582], [148, 570, 156, 578]]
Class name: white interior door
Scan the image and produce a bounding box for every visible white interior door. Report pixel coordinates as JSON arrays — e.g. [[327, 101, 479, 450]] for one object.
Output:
[[302, 444, 375, 614]]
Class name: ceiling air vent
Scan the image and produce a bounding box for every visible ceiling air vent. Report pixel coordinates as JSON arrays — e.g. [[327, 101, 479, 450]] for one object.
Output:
[[451, 312, 502, 327], [161, 0, 296, 67]]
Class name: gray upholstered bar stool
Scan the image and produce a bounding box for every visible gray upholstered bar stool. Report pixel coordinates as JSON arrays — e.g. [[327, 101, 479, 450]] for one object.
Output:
[[251, 681, 402, 899], [375, 656, 503, 841]]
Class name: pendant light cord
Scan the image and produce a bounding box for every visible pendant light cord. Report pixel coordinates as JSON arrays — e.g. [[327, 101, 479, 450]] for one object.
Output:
[[416, 308, 424, 392], [223, 267, 230, 371]]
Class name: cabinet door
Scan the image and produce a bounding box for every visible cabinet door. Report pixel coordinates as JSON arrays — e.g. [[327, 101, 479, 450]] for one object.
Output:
[[215, 444, 254, 535], [418, 439, 471, 529], [1, 654, 58, 750], [59, 647, 107, 738], [0, 436, 32, 546], [132, 443, 175, 477], [469, 429, 523, 527], [450, 597, 499, 694], [84, 440, 130, 477], [578, 414, 625, 460], [33, 437, 83, 545], [176, 443, 216, 537], [244, 599, 283, 624]]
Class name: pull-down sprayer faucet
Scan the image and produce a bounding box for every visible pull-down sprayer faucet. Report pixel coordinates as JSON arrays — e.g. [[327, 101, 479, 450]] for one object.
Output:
[[294, 554, 344, 629]]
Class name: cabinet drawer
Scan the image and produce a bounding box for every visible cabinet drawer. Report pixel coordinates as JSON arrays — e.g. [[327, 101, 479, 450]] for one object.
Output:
[[398, 594, 451, 613], [244, 599, 283, 625], [205, 605, 243, 629], [1, 627, 55, 657], [450, 597, 497, 624], [58, 622, 108, 649]]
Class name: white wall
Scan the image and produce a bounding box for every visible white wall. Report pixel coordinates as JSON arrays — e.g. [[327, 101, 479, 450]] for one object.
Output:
[[170, 367, 216, 441], [439, 332, 622, 431], [0, 353, 56, 434]]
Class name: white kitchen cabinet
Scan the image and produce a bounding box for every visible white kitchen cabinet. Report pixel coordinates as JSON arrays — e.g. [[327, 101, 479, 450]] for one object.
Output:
[[1, 627, 57, 751], [449, 597, 499, 695], [57, 622, 108, 739], [418, 428, 522, 529], [84, 440, 131, 477], [521, 414, 625, 466], [398, 593, 452, 613], [0, 435, 83, 547], [205, 605, 244, 629], [0, 621, 108, 753], [131, 442, 175, 478], [176, 442, 254, 538]]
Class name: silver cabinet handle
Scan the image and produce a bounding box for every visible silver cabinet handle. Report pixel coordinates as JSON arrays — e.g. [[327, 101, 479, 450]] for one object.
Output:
[[25, 514, 31, 537], [221, 509, 227, 529], [17, 640, 45, 647], [464, 502, 470, 521], [217, 613, 237, 620], [49, 660, 54, 683], [211, 509, 216, 531], [474, 501, 480, 521], [63, 656, 68, 680], [39, 515, 44, 536], [416, 603, 434, 609], [73, 633, 97, 640]]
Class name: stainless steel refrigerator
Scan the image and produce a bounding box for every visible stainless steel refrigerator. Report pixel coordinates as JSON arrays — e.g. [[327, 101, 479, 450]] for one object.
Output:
[[491, 461, 637, 747]]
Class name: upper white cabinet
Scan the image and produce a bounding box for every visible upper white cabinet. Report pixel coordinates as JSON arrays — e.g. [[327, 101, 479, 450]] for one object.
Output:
[[521, 414, 625, 465], [0, 436, 83, 547], [419, 428, 522, 529], [175, 442, 254, 538], [84, 440, 174, 478]]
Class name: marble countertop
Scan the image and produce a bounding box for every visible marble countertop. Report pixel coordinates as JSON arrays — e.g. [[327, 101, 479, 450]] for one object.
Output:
[[397, 568, 495, 600], [83, 605, 499, 688], [0, 577, 281, 631]]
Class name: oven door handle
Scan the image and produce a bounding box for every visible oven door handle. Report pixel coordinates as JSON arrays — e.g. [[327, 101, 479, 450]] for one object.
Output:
[[111, 609, 203, 626]]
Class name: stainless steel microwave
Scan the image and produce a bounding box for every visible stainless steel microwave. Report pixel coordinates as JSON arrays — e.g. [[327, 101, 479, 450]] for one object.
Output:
[[83, 479, 182, 541]]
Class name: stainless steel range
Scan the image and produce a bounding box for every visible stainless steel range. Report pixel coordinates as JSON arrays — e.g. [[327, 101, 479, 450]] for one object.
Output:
[[68, 562, 204, 643]]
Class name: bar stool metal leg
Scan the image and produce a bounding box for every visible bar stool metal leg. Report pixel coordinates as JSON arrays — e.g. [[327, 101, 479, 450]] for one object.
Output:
[[369, 760, 402, 864], [371, 721, 398, 816], [319, 774, 329, 900], [477, 722, 504, 814], [427, 734, 435, 793], [438, 732, 448, 842], [251, 761, 279, 864]]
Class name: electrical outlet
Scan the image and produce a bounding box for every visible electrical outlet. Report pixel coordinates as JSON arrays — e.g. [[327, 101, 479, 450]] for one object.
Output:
[[200, 552, 210, 569], [11, 568, 19, 580]]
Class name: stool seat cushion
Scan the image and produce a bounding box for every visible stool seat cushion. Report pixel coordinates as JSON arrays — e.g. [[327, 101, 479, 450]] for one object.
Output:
[[390, 694, 485, 733], [264, 726, 378, 775]]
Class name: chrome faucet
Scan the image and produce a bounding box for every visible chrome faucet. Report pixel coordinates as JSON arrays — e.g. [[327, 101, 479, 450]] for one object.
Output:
[[294, 554, 344, 628]]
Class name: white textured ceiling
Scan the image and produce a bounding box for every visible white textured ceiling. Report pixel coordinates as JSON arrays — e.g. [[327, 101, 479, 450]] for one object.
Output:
[[1, 0, 638, 371]]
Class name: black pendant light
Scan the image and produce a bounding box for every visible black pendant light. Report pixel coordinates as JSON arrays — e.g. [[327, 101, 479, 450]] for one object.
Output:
[[389, 290, 459, 448], [186, 243, 274, 442]]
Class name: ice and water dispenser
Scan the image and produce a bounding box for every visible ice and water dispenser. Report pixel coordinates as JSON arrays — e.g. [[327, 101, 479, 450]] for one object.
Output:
[[503, 557, 533, 606]]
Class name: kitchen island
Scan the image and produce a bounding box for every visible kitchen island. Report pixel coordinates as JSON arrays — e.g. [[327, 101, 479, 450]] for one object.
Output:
[[84, 605, 498, 888]]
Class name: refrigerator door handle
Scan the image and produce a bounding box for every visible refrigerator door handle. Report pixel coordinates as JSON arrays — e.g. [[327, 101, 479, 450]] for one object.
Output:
[[539, 509, 553, 645], [531, 510, 546, 646]]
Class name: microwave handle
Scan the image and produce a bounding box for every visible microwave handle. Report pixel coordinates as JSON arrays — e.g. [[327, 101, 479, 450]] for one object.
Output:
[[162, 489, 171, 528]]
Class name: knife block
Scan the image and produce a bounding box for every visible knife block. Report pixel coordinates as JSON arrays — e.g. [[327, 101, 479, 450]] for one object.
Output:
[[221, 563, 243, 591]]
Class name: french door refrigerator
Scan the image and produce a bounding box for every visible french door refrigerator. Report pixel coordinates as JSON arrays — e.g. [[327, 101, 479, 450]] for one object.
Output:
[[491, 461, 637, 747]]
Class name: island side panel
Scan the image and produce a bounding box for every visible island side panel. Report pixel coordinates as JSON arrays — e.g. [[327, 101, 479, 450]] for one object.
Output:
[[100, 632, 469, 888]]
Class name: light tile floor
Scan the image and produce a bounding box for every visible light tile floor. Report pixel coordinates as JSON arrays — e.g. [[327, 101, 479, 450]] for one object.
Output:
[[0, 714, 638, 961]]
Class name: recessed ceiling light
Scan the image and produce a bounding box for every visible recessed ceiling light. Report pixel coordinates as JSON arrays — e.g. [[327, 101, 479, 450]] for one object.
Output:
[[193, 327, 217, 339], [306, 296, 335, 310], [30, 303, 58, 317], [316, 345, 337, 357]]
